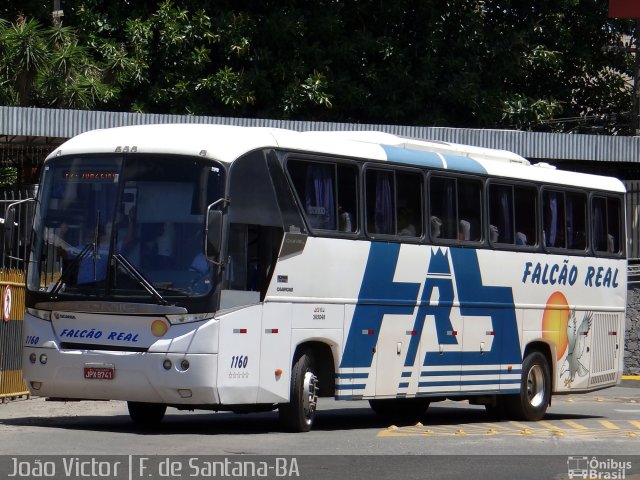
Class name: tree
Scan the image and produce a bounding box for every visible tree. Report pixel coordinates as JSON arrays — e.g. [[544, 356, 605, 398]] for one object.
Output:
[[0, 16, 120, 109], [0, 1, 635, 134]]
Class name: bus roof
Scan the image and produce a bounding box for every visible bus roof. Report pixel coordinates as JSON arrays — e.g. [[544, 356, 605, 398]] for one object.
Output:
[[48, 124, 625, 193]]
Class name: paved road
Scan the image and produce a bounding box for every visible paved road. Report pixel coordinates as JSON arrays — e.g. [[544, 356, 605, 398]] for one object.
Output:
[[1, 382, 639, 479]]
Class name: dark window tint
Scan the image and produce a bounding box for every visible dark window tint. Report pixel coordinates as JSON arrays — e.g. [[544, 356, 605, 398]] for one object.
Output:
[[287, 160, 358, 232], [543, 190, 566, 248], [514, 186, 537, 246], [429, 175, 482, 242], [566, 192, 587, 250], [592, 196, 623, 254], [366, 169, 422, 237]]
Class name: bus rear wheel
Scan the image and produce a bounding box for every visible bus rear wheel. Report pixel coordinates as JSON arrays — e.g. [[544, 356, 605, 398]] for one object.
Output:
[[127, 401, 167, 427], [369, 398, 430, 423], [505, 351, 551, 421], [279, 349, 319, 432]]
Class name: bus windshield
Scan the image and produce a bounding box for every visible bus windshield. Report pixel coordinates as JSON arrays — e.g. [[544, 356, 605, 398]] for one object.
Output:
[[27, 154, 225, 301]]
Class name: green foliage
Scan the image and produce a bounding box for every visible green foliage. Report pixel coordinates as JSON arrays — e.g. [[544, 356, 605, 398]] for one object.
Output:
[[0, 1, 635, 133]]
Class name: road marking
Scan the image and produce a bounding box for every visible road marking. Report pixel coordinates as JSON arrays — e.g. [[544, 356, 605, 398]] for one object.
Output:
[[614, 409, 640, 413], [537, 420, 565, 436], [629, 420, 640, 429], [598, 420, 620, 430], [562, 420, 588, 430]]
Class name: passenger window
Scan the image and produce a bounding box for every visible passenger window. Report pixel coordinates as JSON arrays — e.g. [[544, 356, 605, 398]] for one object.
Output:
[[489, 184, 514, 244], [514, 186, 537, 246], [543, 190, 566, 248], [365, 169, 423, 237], [396, 172, 423, 237], [592, 196, 623, 254], [489, 183, 537, 247], [287, 160, 358, 233], [429, 175, 482, 242], [566, 192, 587, 250], [366, 170, 395, 235]]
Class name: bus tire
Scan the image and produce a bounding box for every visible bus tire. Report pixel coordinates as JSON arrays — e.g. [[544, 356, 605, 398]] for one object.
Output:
[[505, 351, 551, 421], [278, 349, 319, 432], [369, 398, 430, 423], [127, 401, 167, 426]]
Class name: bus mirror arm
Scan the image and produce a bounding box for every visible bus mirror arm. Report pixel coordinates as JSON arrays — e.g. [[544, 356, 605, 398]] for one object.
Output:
[[205, 206, 224, 264], [0, 198, 34, 252]]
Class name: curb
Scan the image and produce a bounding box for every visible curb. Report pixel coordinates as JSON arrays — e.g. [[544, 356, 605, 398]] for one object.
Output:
[[620, 375, 640, 387]]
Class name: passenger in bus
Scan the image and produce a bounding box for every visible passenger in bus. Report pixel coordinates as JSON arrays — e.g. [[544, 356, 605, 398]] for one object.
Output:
[[458, 220, 470, 241], [398, 207, 417, 237], [144, 222, 176, 268], [338, 206, 353, 232], [45, 221, 80, 258], [430, 216, 442, 239], [516, 231, 527, 245], [489, 224, 499, 243]]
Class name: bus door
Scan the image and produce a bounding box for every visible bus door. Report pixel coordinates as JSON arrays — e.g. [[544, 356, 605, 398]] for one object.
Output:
[[461, 312, 501, 390], [375, 311, 419, 397]]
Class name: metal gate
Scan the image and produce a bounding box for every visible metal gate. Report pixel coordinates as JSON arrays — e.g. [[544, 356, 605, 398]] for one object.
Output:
[[0, 188, 35, 399], [0, 269, 28, 400]]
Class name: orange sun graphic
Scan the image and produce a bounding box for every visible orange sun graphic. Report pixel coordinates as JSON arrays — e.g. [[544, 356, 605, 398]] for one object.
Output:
[[541, 291, 570, 360]]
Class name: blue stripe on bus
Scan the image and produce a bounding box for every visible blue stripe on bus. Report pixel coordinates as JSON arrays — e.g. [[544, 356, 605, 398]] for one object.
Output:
[[420, 369, 521, 376], [401, 371, 412, 378], [335, 372, 369, 379], [398, 382, 410, 389], [335, 384, 367, 390], [381, 146, 444, 169], [381, 146, 488, 175], [418, 379, 521, 387]]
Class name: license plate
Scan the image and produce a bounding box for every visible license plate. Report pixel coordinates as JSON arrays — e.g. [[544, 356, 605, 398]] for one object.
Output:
[[83, 366, 115, 380]]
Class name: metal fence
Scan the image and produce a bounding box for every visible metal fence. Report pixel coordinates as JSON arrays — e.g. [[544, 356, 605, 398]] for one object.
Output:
[[0, 187, 37, 270], [0, 189, 35, 399]]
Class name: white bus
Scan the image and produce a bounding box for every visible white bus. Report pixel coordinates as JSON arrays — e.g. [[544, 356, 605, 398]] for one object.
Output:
[[18, 125, 626, 432]]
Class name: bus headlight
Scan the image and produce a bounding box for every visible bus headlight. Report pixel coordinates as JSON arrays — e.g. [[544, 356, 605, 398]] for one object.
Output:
[[166, 313, 215, 325], [27, 308, 51, 321]]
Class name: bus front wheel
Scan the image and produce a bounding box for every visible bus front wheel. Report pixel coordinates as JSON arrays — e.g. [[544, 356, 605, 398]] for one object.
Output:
[[127, 401, 167, 427], [279, 349, 318, 432], [505, 351, 551, 421]]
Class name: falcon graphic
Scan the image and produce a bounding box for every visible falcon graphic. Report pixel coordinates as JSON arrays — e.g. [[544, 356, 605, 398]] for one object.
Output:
[[560, 310, 592, 385]]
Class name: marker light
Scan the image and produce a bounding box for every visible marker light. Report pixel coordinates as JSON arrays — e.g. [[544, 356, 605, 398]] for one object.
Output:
[[39, 354, 48, 365]]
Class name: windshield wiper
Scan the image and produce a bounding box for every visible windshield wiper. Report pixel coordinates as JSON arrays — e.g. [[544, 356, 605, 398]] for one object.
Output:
[[113, 253, 168, 305], [49, 243, 94, 298]]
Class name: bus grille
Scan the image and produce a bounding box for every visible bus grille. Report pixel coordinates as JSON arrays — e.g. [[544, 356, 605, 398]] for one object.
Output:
[[589, 313, 619, 386], [60, 342, 148, 353]]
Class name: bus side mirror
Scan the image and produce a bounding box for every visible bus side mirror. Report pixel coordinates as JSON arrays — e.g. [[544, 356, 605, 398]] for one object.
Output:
[[206, 210, 223, 261], [0, 208, 16, 252]]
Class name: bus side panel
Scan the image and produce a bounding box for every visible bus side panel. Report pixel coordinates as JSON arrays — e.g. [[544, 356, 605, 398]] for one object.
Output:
[[216, 305, 263, 405], [257, 302, 292, 403]]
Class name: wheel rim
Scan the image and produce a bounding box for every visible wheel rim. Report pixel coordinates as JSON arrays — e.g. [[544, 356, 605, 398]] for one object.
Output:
[[302, 371, 319, 425], [526, 364, 546, 408]]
